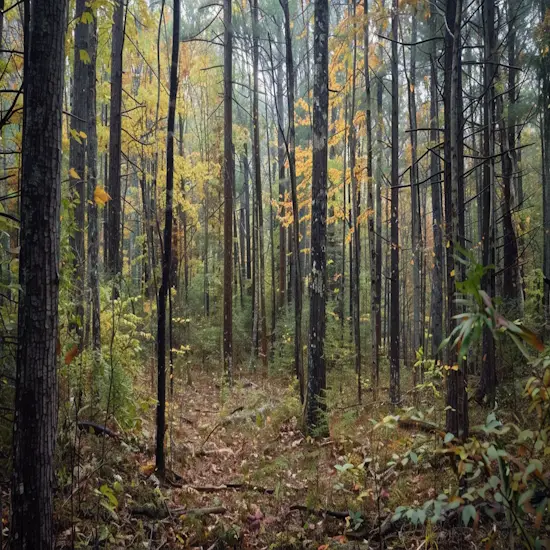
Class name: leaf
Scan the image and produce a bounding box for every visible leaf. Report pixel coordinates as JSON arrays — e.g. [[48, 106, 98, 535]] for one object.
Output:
[[444, 432, 455, 444], [69, 167, 81, 180], [64, 345, 79, 366], [461, 504, 477, 526], [79, 49, 91, 64], [94, 186, 111, 206]]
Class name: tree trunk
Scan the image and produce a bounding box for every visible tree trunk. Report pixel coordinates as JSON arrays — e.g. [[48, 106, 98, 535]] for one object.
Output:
[[87, 13, 101, 356], [305, 0, 329, 434], [407, 11, 421, 386], [106, 0, 125, 288], [348, 0, 361, 404], [277, 34, 287, 310], [11, 0, 67, 546], [223, 0, 233, 384], [251, 0, 268, 368], [156, 0, 180, 475], [445, 0, 468, 437], [389, 0, 400, 407], [364, 0, 378, 396], [282, 0, 304, 401], [69, 0, 89, 342], [476, 0, 497, 407], [429, 6, 444, 361]]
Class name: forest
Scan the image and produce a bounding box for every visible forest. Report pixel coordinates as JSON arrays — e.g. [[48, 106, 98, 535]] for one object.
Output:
[[0, 0, 550, 547]]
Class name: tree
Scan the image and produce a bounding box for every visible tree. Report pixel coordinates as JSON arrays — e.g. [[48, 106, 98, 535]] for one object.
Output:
[[429, 5, 444, 362], [11, 0, 68, 546], [156, 0, 181, 476], [444, 0, 468, 437], [348, 0, 361, 403], [305, 0, 329, 433], [87, 9, 101, 357], [69, 0, 89, 343], [281, 0, 304, 401], [251, 0, 268, 368], [223, 0, 234, 384], [364, 0, 378, 396], [389, 0, 400, 406], [106, 0, 126, 287]]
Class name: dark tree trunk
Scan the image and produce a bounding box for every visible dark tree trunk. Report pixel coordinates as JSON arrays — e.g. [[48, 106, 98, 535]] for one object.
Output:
[[106, 0, 125, 288], [243, 148, 252, 282], [407, 11, 421, 385], [348, 0, 361, 404], [364, 0, 379, 396], [281, 0, 304, 401], [251, 0, 268, 368], [223, 0, 234, 384], [476, 0, 497, 407], [69, 0, 89, 342], [429, 7, 444, 361], [156, 0, 180, 475], [11, 0, 67, 546], [444, 0, 468, 437], [87, 13, 101, 355], [389, 0, 400, 407], [541, 1, 550, 336], [277, 52, 287, 310], [305, 0, 329, 434]]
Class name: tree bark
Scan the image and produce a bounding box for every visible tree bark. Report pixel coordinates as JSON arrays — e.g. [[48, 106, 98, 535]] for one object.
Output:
[[156, 0, 180, 475], [69, 0, 89, 342], [106, 0, 125, 288], [429, 6, 444, 362], [251, 0, 268, 368], [348, 0, 362, 404], [305, 0, 329, 433], [389, 0, 400, 407], [223, 0, 234, 384], [281, 0, 304, 401], [11, 0, 67, 546]]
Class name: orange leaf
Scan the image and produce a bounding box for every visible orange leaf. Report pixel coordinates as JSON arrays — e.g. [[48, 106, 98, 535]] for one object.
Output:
[[64, 345, 79, 366]]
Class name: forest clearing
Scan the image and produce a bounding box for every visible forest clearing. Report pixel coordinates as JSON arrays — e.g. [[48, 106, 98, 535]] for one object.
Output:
[[1, 0, 550, 547]]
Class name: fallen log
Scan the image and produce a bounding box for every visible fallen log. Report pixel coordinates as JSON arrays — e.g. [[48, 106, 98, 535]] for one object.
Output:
[[130, 503, 227, 519], [289, 504, 351, 520], [77, 421, 118, 438]]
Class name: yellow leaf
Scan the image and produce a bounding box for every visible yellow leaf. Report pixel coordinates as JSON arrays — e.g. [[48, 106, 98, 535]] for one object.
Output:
[[94, 186, 111, 206], [69, 167, 80, 179], [450, 269, 455, 277], [79, 131, 88, 139]]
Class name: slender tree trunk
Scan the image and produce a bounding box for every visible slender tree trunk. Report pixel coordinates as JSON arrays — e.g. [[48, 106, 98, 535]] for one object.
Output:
[[476, 0, 497, 406], [389, 0, 400, 406], [266, 104, 276, 350], [69, 0, 89, 342], [87, 14, 100, 356], [223, 0, 234, 384], [106, 0, 125, 288], [348, 0, 361, 403], [541, 0, 550, 334], [364, 0, 378, 396], [251, 0, 268, 368], [406, 11, 421, 385], [277, 32, 287, 310], [305, 0, 329, 433], [429, 7, 444, 361], [282, 0, 304, 400], [11, 0, 67, 546], [445, 0, 468, 437], [243, 148, 252, 282], [156, 0, 180, 475]]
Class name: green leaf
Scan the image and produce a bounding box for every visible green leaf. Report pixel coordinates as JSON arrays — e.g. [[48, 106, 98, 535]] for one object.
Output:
[[461, 504, 477, 526]]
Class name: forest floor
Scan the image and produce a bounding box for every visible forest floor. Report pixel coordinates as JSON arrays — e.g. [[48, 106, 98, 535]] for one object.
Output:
[[53, 369, 501, 549]]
